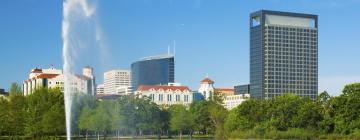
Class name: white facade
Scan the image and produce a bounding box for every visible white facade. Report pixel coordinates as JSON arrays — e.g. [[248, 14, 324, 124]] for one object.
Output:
[[198, 77, 215, 100], [135, 83, 193, 106], [23, 66, 95, 96], [116, 86, 132, 95], [223, 94, 250, 110], [104, 70, 131, 94], [96, 84, 105, 94]]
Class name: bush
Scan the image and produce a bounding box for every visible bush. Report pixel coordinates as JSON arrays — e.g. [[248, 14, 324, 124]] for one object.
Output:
[[229, 128, 318, 140], [269, 128, 317, 140], [349, 129, 360, 139]]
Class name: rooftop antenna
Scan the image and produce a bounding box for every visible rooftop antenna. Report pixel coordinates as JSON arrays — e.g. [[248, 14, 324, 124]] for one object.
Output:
[[167, 45, 170, 55]]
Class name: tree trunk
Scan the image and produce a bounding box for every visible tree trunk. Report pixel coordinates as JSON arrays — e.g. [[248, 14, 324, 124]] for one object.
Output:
[[117, 130, 120, 140], [97, 131, 100, 140], [189, 131, 193, 140], [86, 130, 88, 140], [179, 130, 182, 140]]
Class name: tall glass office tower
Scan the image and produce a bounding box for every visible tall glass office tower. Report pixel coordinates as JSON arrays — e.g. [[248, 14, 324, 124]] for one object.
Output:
[[131, 54, 175, 90], [250, 10, 318, 99]]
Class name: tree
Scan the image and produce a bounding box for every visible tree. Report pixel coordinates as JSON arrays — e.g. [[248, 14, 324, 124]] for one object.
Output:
[[331, 83, 360, 134], [7, 94, 26, 136], [225, 99, 268, 132], [208, 101, 228, 139], [92, 101, 112, 139], [0, 97, 9, 135], [9, 82, 22, 97], [25, 88, 65, 138], [169, 104, 195, 139], [267, 94, 302, 130], [78, 107, 95, 140], [190, 100, 214, 135]]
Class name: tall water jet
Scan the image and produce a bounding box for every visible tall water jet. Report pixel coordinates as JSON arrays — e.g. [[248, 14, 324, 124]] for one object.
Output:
[[62, 0, 96, 139]]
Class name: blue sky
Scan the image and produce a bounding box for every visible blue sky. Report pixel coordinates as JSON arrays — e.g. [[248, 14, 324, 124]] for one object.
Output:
[[1, 0, 359, 96]]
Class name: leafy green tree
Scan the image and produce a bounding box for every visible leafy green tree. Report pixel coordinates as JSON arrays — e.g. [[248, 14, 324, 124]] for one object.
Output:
[[208, 101, 228, 139], [7, 94, 26, 136], [225, 99, 268, 132], [318, 91, 331, 105], [267, 94, 303, 130], [169, 104, 195, 139], [9, 82, 22, 97], [25, 88, 65, 138], [78, 107, 95, 140], [190, 100, 214, 135], [0, 97, 9, 135], [93, 101, 112, 139], [292, 97, 322, 129], [331, 83, 360, 134]]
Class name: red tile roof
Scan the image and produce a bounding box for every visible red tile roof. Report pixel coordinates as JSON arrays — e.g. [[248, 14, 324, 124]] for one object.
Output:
[[36, 74, 59, 79], [137, 85, 191, 92], [201, 78, 214, 84]]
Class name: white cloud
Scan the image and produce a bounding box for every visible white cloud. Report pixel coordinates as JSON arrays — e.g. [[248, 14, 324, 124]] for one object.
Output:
[[319, 75, 360, 96]]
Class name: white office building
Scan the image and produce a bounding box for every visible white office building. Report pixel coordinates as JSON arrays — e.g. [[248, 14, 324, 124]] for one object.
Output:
[[96, 84, 105, 94], [223, 94, 250, 110], [103, 69, 131, 94]]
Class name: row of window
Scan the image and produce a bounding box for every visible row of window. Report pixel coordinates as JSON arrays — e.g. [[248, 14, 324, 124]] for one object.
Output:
[[265, 26, 317, 32], [150, 94, 189, 102]]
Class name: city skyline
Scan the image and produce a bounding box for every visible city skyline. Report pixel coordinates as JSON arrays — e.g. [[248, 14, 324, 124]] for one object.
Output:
[[1, 0, 360, 95]]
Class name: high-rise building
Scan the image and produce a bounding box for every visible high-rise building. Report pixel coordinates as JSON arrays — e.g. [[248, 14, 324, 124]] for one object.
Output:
[[103, 70, 131, 94], [131, 54, 175, 90], [250, 10, 318, 99]]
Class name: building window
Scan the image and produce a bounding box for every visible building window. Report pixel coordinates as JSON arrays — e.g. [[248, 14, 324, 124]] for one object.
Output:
[[176, 95, 180, 102], [150, 94, 155, 101], [159, 94, 163, 101], [167, 94, 172, 101], [184, 95, 189, 102]]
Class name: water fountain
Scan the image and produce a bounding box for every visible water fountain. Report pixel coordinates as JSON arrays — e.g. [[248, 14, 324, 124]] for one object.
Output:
[[62, 0, 97, 139]]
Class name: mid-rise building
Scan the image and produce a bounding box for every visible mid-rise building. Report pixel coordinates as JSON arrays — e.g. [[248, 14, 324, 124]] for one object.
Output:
[[215, 88, 235, 96], [223, 94, 250, 110], [234, 84, 250, 95], [131, 54, 175, 90], [116, 86, 132, 95], [135, 83, 193, 106], [103, 69, 131, 94], [96, 84, 105, 94], [250, 10, 318, 99], [23, 66, 95, 95]]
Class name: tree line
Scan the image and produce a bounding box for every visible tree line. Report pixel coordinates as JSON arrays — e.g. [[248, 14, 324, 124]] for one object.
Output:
[[0, 83, 360, 139]]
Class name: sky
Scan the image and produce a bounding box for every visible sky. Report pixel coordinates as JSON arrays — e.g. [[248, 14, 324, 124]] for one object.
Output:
[[0, 0, 359, 96]]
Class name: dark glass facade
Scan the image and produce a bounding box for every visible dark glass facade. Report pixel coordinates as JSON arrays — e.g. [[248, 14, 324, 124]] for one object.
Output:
[[131, 55, 175, 90], [234, 84, 250, 95], [250, 10, 318, 99]]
